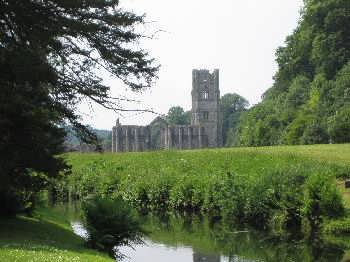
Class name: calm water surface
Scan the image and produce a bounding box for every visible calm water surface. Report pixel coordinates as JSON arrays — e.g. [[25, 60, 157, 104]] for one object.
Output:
[[57, 203, 350, 262], [118, 240, 257, 262]]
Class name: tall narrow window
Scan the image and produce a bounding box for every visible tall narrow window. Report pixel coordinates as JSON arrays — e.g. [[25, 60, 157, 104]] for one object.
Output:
[[203, 111, 209, 120], [202, 90, 209, 100]]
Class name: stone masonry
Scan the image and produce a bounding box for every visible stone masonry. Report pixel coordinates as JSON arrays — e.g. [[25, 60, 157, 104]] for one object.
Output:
[[112, 69, 222, 152], [111, 119, 151, 152]]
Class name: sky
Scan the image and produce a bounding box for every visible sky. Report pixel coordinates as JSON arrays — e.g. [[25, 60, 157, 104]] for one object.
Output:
[[79, 0, 304, 130]]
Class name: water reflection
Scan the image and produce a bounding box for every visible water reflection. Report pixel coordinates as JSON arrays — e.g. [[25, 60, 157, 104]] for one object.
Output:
[[193, 252, 220, 262], [132, 213, 345, 262], [118, 241, 255, 262], [116, 227, 346, 262], [51, 202, 349, 262], [119, 241, 193, 262]]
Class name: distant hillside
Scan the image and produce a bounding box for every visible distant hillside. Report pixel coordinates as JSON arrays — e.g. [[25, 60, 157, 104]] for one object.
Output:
[[64, 126, 112, 152]]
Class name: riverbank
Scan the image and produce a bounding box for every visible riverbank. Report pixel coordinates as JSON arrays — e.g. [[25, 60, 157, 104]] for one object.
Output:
[[64, 144, 350, 231], [0, 206, 113, 262], [2, 144, 350, 261], [138, 212, 348, 261], [2, 202, 348, 262]]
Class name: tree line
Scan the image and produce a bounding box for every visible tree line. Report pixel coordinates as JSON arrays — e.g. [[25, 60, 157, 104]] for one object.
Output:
[[162, 0, 350, 147], [168, 0, 350, 147], [161, 93, 249, 147], [235, 0, 350, 146]]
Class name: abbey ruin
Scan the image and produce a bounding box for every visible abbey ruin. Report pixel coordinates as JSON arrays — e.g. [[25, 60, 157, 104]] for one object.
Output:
[[111, 69, 222, 152]]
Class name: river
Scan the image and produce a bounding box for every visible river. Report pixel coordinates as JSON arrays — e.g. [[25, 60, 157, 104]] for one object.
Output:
[[55, 202, 350, 262]]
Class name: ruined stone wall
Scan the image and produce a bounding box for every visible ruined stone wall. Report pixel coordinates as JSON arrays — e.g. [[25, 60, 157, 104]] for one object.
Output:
[[160, 125, 208, 150], [112, 124, 151, 153], [112, 68, 223, 153]]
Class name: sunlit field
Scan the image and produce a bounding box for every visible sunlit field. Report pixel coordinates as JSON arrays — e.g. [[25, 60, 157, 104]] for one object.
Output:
[[0, 208, 112, 262], [66, 144, 350, 229]]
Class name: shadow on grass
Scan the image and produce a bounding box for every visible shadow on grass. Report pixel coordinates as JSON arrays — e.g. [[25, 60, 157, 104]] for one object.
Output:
[[0, 214, 108, 259]]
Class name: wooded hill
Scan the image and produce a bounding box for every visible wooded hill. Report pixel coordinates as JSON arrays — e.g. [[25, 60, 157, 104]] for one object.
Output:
[[235, 0, 350, 146]]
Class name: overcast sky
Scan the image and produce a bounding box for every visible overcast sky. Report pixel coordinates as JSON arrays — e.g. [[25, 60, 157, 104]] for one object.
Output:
[[79, 0, 304, 130]]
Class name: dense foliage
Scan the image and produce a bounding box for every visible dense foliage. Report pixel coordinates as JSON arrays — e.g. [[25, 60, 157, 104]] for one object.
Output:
[[82, 196, 144, 259], [64, 145, 350, 232], [220, 93, 249, 146], [0, 0, 157, 215], [236, 0, 350, 146], [166, 106, 191, 126]]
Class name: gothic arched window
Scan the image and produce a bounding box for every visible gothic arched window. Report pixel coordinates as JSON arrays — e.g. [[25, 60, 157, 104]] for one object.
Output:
[[202, 90, 209, 100]]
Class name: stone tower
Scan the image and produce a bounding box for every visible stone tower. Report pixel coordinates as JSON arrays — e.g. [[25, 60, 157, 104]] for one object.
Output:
[[113, 69, 223, 152], [191, 69, 222, 148]]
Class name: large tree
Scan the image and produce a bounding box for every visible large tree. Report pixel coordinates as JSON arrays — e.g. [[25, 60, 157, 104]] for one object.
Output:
[[220, 93, 249, 146], [236, 0, 350, 146], [0, 0, 158, 215], [166, 106, 191, 126]]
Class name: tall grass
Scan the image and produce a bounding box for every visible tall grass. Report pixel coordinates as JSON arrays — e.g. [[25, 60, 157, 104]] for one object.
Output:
[[63, 144, 350, 230]]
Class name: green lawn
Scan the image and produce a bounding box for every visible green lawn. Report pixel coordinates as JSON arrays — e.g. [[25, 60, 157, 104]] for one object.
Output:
[[233, 144, 350, 166], [2, 144, 349, 262], [68, 143, 350, 168], [65, 144, 350, 229], [0, 207, 113, 262]]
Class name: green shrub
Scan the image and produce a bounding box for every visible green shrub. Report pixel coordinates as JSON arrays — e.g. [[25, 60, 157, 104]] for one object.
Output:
[[304, 173, 345, 231], [323, 218, 350, 234], [65, 145, 350, 232], [147, 174, 173, 208], [82, 196, 144, 258], [328, 106, 350, 143], [275, 170, 305, 230], [169, 175, 206, 211], [217, 172, 247, 221], [203, 176, 224, 217]]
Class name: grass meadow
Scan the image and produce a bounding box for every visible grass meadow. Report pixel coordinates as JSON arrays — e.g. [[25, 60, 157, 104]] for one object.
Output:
[[2, 144, 350, 261], [0, 206, 113, 262], [65, 144, 350, 229]]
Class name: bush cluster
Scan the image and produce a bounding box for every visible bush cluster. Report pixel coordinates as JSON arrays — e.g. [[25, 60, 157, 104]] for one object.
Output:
[[82, 196, 144, 259], [64, 149, 347, 231]]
